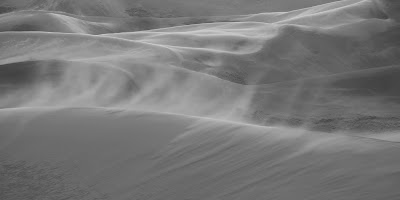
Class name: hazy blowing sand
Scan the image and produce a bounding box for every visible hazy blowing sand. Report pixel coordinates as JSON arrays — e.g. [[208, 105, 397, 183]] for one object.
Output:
[[1, 0, 400, 199]]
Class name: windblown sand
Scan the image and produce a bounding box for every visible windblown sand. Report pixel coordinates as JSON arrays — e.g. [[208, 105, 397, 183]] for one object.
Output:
[[0, 0, 400, 199]]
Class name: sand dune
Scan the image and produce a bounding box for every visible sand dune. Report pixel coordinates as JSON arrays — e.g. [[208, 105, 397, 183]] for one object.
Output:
[[1, 0, 342, 17], [0, 0, 399, 128], [14, 0, 128, 17], [0, 108, 194, 199], [1, 0, 400, 199], [1, 1, 399, 82], [132, 0, 342, 17], [1, 108, 400, 200], [249, 64, 400, 131]]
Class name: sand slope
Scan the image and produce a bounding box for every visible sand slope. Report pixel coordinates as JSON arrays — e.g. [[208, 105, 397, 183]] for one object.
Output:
[[1, 108, 400, 200], [0, 0, 399, 129]]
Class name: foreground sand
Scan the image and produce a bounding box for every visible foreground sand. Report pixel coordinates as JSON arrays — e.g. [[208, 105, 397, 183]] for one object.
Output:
[[1, 107, 400, 200]]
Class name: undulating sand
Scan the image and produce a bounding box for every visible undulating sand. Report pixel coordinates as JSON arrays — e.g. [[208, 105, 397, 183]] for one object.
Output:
[[1, 108, 400, 200], [0, 0, 400, 199]]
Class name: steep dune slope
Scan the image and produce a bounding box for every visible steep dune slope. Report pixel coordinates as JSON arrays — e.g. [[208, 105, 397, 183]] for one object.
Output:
[[1, 108, 399, 200]]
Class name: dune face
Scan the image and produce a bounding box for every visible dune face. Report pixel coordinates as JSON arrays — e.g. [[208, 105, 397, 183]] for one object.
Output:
[[3, 0, 342, 17], [0, 0, 399, 129], [1, 108, 400, 200], [0, 0, 400, 199]]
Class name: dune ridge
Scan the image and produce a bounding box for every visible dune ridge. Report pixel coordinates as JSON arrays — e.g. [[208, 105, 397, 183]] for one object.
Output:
[[0, 0, 399, 130]]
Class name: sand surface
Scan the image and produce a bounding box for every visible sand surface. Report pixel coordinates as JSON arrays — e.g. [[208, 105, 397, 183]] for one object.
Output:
[[0, 0, 400, 199], [1, 108, 400, 200]]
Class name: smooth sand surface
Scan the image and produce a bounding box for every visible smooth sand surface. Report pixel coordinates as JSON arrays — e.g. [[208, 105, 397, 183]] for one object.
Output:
[[1, 0, 400, 199], [0, 108, 400, 200]]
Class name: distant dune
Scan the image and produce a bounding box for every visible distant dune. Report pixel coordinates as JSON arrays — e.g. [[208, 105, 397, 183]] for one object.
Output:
[[1, 0, 128, 17], [2, 0, 341, 17], [0, 0, 400, 199], [0, 0, 399, 130]]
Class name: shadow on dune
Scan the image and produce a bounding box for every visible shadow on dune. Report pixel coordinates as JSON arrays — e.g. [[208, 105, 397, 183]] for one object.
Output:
[[0, 60, 139, 108], [0, 6, 15, 14]]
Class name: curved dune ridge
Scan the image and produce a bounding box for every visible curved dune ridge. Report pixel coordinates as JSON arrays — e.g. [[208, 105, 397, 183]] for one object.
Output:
[[0, 0, 400, 199]]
